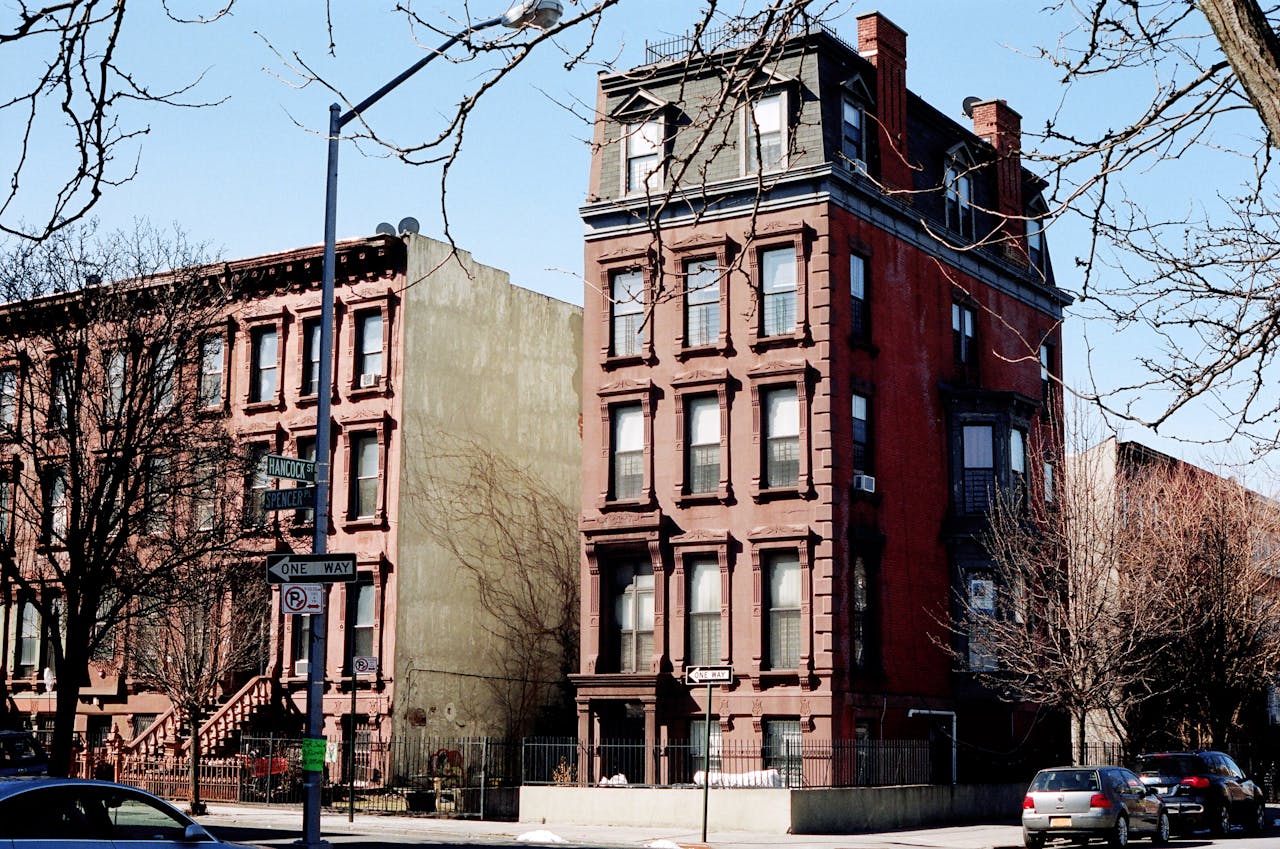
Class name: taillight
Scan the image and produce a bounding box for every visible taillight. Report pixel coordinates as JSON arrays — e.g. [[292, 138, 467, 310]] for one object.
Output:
[[1090, 793, 1112, 808], [1180, 776, 1211, 789], [1024, 795, 1035, 809]]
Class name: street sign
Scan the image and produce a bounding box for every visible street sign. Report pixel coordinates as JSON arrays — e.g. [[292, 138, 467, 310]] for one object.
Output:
[[282, 584, 325, 615], [352, 656, 378, 676], [266, 553, 358, 584], [263, 453, 317, 483], [685, 665, 734, 685], [264, 486, 317, 512]]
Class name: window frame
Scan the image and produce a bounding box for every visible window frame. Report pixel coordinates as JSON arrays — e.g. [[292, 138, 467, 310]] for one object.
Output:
[[246, 321, 281, 407], [952, 302, 976, 365], [611, 557, 655, 675], [0, 363, 19, 435], [852, 391, 871, 476], [350, 305, 388, 392], [763, 550, 801, 671], [624, 118, 664, 196], [748, 526, 811, 680], [749, 363, 810, 500], [198, 330, 228, 412], [672, 370, 730, 503], [300, 316, 322, 399], [849, 252, 870, 344], [608, 268, 646, 361], [341, 421, 386, 526], [944, 157, 976, 239], [345, 576, 378, 673], [671, 532, 730, 672], [671, 234, 734, 358], [597, 381, 655, 508], [841, 97, 866, 170], [744, 91, 788, 174], [748, 227, 810, 348]]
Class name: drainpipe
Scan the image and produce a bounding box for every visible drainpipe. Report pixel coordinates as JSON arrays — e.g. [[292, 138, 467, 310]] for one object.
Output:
[[907, 709, 957, 784]]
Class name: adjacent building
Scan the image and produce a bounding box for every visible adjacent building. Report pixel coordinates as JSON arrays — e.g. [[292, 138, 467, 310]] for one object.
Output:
[[574, 12, 1070, 783], [1, 232, 581, 759]]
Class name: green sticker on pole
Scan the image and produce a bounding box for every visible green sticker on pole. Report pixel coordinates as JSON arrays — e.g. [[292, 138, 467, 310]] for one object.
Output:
[[301, 737, 327, 772]]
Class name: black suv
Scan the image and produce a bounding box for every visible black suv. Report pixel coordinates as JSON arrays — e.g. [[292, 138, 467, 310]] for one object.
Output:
[[1134, 751, 1266, 836]]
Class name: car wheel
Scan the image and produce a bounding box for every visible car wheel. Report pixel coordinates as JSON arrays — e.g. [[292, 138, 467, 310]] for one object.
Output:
[[1211, 802, 1231, 838], [1151, 811, 1170, 845], [1108, 814, 1129, 849], [1023, 828, 1045, 849], [1248, 799, 1266, 835]]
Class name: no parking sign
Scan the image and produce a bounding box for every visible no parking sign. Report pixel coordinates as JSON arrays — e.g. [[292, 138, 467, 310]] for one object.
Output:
[[281, 584, 325, 615]]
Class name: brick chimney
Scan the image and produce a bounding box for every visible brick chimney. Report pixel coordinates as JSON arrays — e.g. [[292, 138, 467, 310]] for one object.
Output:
[[856, 13, 909, 190], [970, 99, 1025, 258]]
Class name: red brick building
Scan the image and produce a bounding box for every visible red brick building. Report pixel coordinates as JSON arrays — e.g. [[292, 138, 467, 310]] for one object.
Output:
[[573, 13, 1069, 783]]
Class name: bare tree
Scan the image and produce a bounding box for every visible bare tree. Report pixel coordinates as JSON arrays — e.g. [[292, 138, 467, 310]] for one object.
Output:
[[0, 222, 249, 775], [405, 433, 578, 736], [952, 417, 1173, 763], [1119, 459, 1280, 750], [129, 556, 269, 814]]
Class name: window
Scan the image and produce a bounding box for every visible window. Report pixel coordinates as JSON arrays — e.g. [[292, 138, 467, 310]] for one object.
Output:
[[199, 336, 224, 409], [850, 254, 868, 341], [15, 597, 40, 674], [841, 98, 865, 167], [763, 387, 799, 489], [1010, 428, 1027, 499], [1040, 344, 1053, 399], [687, 557, 720, 666], [145, 456, 171, 533], [355, 311, 383, 386], [105, 348, 125, 417], [852, 555, 870, 670], [152, 343, 175, 412], [194, 453, 219, 532], [0, 475, 12, 545], [613, 560, 654, 673], [249, 326, 278, 403], [349, 432, 379, 519], [301, 318, 321, 397], [1027, 214, 1045, 269], [852, 393, 870, 474], [292, 614, 313, 675], [961, 424, 994, 513], [610, 403, 644, 500], [626, 120, 662, 194], [348, 580, 375, 662], [952, 303, 975, 364], [765, 551, 800, 669], [763, 718, 802, 786], [685, 395, 720, 495], [747, 94, 785, 172], [945, 162, 975, 238], [43, 468, 67, 543], [243, 443, 270, 527], [684, 259, 720, 347], [0, 367, 17, 429], [968, 576, 997, 671], [690, 717, 722, 772], [610, 270, 644, 358], [760, 247, 797, 337], [295, 436, 317, 524], [48, 358, 72, 429], [1044, 461, 1056, 504]]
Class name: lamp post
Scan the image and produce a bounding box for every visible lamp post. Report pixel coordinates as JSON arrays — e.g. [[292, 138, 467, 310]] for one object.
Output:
[[301, 3, 562, 847]]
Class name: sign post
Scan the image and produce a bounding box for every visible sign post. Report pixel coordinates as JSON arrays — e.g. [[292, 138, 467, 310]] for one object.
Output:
[[348, 655, 377, 822], [685, 666, 733, 841]]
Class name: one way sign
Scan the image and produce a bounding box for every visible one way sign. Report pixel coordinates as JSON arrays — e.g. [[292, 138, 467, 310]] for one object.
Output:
[[266, 553, 358, 584]]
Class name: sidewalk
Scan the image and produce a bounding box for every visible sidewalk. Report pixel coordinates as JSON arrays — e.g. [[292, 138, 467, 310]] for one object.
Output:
[[199, 803, 1025, 849]]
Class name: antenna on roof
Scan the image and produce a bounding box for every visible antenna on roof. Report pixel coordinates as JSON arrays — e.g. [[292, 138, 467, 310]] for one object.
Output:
[[375, 222, 397, 237], [961, 96, 982, 119], [398, 217, 420, 236]]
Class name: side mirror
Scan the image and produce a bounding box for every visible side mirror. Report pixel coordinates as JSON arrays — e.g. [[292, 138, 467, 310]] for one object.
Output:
[[183, 823, 212, 842]]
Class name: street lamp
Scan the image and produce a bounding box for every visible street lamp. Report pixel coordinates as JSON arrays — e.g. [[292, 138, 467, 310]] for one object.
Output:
[[303, 3, 562, 847]]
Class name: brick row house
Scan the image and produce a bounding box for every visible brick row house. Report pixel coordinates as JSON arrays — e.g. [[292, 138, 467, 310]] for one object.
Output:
[[574, 13, 1070, 783], [1, 233, 581, 761]]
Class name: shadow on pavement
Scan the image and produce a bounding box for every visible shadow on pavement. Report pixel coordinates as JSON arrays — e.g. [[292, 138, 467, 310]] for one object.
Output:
[[206, 824, 299, 843]]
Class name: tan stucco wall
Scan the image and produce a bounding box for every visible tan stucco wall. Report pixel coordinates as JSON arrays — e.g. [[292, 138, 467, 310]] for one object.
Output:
[[393, 234, 582, 739]]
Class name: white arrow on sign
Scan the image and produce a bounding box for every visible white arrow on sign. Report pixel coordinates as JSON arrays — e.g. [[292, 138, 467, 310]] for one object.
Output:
[[685, 665, 734, 685]]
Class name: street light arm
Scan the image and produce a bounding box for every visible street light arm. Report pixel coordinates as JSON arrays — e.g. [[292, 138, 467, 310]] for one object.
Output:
[[337, 16, 504, 130]]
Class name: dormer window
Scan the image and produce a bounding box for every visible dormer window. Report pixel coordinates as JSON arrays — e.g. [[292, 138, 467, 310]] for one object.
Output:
[[1026, 196, 1048, 272], [626, 120, 663, 195], [944, 151, 976, 239], [747, 94, 786, 173], [841, 98, 865, 169]]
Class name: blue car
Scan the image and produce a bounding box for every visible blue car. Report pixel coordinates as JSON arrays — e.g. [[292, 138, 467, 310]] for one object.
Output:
[[0, 777, 254, 846], [0, 730, 46, 777]]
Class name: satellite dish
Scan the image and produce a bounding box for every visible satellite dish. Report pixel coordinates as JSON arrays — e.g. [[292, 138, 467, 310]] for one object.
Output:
[[398, 216, 420, 236], [961, 96, 982, 119], [375, 222, 396, 237]]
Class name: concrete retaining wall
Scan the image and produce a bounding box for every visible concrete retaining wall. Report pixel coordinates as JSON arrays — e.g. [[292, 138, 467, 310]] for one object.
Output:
[[519, 783, 1025, 834]]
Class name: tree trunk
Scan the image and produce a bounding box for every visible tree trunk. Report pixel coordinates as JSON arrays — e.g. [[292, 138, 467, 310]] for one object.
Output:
[[1200, 0, 1280, 146], [1075, 711, 1087, 766], [47, 638, 90, 777], [188, 711, 206, 816]]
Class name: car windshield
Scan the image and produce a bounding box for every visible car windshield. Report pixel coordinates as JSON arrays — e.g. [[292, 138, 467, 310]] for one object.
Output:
[[1136, 755, 1202, 777], [1030, 769, 1098, 791]]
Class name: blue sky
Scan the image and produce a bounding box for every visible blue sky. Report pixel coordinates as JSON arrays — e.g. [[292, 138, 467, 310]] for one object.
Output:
[[4, 1, 1266, 481]]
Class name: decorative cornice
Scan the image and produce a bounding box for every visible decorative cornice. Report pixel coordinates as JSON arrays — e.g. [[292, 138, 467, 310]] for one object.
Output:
[[747, 523, 810, 542], [746, 359, 807, 379], [670, 528, 731, 547], [671, 367, 729, 387]]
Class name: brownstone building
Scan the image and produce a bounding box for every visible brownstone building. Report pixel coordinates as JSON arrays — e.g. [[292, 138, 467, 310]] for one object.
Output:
[[573, 13, 1070, 783]]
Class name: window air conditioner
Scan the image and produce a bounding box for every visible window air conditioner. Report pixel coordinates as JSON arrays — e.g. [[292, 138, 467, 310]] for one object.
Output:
[[358, 373, 380, 389], [853, 474, 876, 494]]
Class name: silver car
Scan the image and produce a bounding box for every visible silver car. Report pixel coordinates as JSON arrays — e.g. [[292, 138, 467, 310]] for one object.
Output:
[[0, 776, 254, 847], [1023, 766, 1170, 848]]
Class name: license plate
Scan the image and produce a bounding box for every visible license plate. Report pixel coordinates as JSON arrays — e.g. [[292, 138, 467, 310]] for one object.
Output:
[[1050, 817, 1071, 828]]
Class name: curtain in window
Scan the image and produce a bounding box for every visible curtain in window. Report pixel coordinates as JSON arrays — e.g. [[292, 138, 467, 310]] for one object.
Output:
[[749, 95, 784, 171], [627, 120, 662, 193], [686, 396, 719, 494], [615, 562, 654, 673], [611, 404, 644, 499], [767, 553, 800, 669], [765, 387, 799, 488], [200, 337, 224, 407], [761, 248, 796, 336], [687, 558, 720, 666]]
